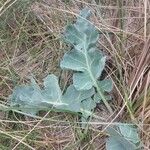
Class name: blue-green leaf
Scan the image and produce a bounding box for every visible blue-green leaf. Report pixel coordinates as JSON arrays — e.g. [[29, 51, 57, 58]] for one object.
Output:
[[106, 137, 126, 150], [75, 7, 99, 48], [61, 7, 113, 113], [64, 8, 99, 50], [118, 125, 140, 144], [61, 7, 109, 92], [59, 85, 95, 112], [60, 49, 87, 72], [61, 48, 105, 90], [9, 7, 113, 122], [10, 75, 66, 114], [42, 75, 62, 103], [10, 74, 95, 117], [106, 125, 142, 150], [64, 25, 85, 46], [98, 79, 113, 92], [73, 71, 93, 90], [81, 98, 96, 119], [10, 78, 44, 115], [77, 7, 91, 20], [94, 93, 112, 103]]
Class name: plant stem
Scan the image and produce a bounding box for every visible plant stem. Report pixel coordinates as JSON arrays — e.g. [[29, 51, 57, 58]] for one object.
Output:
[[92, 77, 113, 114], [84, 50, 113, 114]]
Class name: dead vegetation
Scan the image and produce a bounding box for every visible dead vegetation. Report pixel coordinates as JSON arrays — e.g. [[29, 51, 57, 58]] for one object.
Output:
[[0, 0, 150, 149]]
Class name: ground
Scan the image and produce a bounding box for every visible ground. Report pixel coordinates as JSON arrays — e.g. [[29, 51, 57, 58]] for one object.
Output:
[[0, 0, 150, 149]]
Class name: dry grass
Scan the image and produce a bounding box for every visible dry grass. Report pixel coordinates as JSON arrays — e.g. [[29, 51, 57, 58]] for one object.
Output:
[[0, 0, 150, 149]]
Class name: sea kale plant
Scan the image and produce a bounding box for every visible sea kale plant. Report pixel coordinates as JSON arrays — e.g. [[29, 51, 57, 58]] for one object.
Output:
[[106, 124, 142, 150], [10, 7, 113, 120], [60, 7, 113, 113], [9, 7, 141, 150]]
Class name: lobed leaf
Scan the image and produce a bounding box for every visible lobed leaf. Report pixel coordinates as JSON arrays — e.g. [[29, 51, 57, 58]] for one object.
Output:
[[10, 74, 95, 117], [64, 8, 99, 50], [98, 79, 113, 92], [61, 7, 113, 113], [59, 85, 95, 112], [118, 124, 141, 144], [106, 124, 142, 150], [61, 48, 105, 90], [10, 75, 65, 114], [9, 7, 113, 124], [106, 137, 126, 150], [81, 98, 96, 119], [94, 93, 111, 103], [42, 75, 62, 103]]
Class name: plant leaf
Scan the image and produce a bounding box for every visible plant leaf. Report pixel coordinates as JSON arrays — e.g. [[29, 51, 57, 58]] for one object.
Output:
[[118, 124, 140, 144], [10, 78, 44, 115], [81, 98, 96, 120], [60, 49, 87, 72], [77, 7, 91, 21], [64, 8, 99, 50], [10, 74, 95, 117], [9, 7, 113, 122], [10, 75, 66, 114], [42, 74, 62, 103], [106, 125, 141, 150], [98, 79, 113, 92], [61, 7, 108, 91], [73, 71, 93, 90], [59, 85, 95, 112], [64, 24, 85, 46], [61, 48, 105, 90], [94, 93, 112, 103], [61, 7, 113, 113], [106, 137, 127, 150], [75, 7, 99, 48]]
